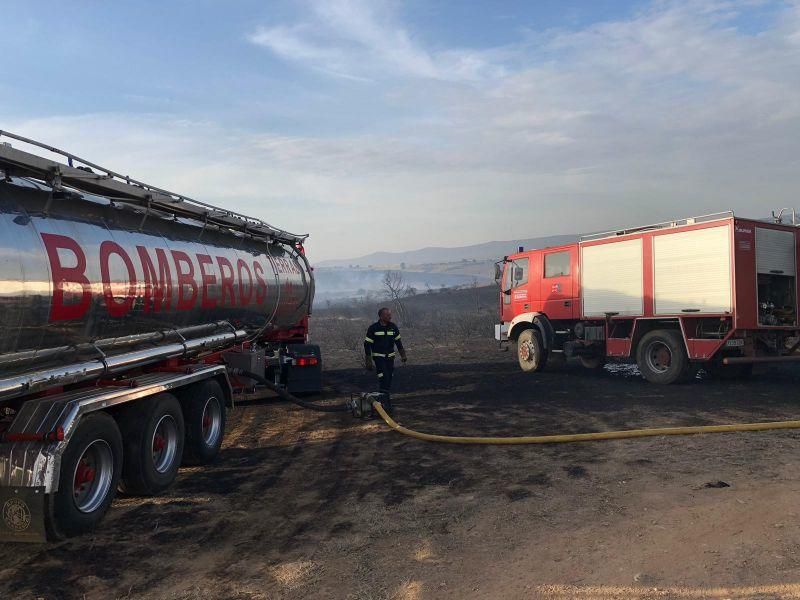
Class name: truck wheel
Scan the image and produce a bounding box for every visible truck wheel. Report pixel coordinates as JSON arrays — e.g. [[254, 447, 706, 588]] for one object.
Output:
[[636, 330, 689, 384], [118, 393, 185, 496], [517, 328, 547, 372], [51, 412, 123, 538], [181, 380, 226, 466]]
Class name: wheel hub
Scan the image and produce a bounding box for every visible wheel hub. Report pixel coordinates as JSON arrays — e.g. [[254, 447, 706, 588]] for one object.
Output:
[[74, 461, 96, 487], [153, 434, 166, 452], [654, 348, 671, 367], [519, 341, 533, 362], [151, 415, 178, 474], [72, 439, 114, 514], [201, 397, 222, 446], [646, 341, 673, 373]]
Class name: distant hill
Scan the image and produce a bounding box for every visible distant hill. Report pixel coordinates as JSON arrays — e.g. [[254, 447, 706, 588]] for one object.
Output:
[[313, 266, 489, 303], [316, 234, 578, 268], [316, 283, 499, 315]]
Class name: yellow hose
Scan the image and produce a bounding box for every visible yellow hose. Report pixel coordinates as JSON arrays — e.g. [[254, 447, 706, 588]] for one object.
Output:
[[372, 401, 800, 445]]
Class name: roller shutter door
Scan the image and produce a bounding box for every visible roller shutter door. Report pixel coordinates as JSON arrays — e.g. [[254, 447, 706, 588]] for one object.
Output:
[[581, 239, 643, 317], [756, 227, 795, 275], [653, 225, 731, 314]]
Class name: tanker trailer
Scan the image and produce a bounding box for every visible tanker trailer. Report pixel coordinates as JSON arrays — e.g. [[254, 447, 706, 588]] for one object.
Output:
[[0, 131, 319, 541]]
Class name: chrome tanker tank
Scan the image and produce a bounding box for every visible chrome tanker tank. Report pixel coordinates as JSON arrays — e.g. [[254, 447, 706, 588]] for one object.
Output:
[[0, 177, 313, 373]]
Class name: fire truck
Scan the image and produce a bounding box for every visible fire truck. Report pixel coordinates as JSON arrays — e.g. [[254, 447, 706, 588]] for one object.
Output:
[[0, 131, 320, 541], [496, 211, 800, 384]]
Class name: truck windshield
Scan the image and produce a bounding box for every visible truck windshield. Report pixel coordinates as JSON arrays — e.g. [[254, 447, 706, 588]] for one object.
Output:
[[503, 258, 529, 288], [502, 264, 512, 304], [513, 258, 529, 286]]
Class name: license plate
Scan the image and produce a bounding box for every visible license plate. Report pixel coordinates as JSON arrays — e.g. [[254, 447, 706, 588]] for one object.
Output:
[[726, 338, 745, 347]]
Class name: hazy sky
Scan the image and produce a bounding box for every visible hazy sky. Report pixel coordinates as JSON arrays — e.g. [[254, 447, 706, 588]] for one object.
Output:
[[3, 0, 800, 261]]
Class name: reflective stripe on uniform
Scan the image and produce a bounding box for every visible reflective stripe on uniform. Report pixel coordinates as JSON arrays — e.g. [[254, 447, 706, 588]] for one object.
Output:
[[374, 331, 386, 336], [377, 373, 384, 378], [386, 330, 395, 335], [372, 352, 396, 358], [365, 337, 373, 343], [394, 335, 401, 340]]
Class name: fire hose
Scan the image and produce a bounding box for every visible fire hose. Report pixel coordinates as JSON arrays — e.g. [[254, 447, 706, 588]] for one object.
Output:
[[233, 371, 800, 444], [229, 369, 350, 412], [370, 400, 800, 444]]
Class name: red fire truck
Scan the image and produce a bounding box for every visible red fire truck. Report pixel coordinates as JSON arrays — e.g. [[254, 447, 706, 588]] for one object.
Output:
[[496, 211, 800, 384]]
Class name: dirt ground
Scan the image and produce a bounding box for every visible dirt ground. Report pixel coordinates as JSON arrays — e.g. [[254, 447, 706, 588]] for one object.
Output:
[[4, 341, 800, 599]]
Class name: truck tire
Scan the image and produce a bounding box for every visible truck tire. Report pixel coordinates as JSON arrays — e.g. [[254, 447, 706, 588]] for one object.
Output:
[[181, 380, 226, 466], [118, 393, 185, 496], [51, 412, 123, 538], [517, 328, 547, 372], [636, 330, 689, 384]]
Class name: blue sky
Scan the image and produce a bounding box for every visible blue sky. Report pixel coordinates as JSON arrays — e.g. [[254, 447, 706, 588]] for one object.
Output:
[[3, 1, 800, 261]]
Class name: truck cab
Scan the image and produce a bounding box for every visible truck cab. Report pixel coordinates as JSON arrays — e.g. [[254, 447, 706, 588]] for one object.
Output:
[[499, 243, 580, 324]]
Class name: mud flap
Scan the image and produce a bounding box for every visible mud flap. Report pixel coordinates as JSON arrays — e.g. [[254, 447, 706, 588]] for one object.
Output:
[[286, 344, 323, 394], [0, 487, 47, 542]]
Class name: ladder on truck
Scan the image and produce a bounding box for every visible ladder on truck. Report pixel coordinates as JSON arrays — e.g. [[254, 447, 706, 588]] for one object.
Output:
[[0, 129, 308, 245]]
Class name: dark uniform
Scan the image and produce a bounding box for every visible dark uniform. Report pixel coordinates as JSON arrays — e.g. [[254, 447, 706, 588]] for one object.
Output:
[[364, 321, 404, 397]]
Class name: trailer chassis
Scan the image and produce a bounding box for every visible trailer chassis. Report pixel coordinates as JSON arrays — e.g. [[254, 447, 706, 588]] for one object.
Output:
[[0, 365, 230, 542]]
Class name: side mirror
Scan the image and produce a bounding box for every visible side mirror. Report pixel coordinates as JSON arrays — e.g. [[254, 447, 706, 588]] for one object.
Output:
[[494, 263, 503, 281], [513, 266, 524, 281]]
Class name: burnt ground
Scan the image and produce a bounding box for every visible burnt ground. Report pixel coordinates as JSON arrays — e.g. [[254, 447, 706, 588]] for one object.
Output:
[[5, 342, 800, 599]]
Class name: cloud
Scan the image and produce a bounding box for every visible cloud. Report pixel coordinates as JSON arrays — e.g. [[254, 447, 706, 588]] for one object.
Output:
[[4, 113, 490, 260], [247, 0, 504, 82], [243, 0, 800, 248], [7, 1, 800, 262]]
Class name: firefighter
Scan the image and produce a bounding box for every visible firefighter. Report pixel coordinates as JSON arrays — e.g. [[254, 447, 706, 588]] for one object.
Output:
[[364, 307, 407, 411]]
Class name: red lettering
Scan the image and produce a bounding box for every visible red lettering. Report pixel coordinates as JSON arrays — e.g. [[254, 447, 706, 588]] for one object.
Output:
[[172, 250, 198, 310], [41, 233, 92, 322], [254, 260, 267, 304], [196, 254, 217, 310], [237, 259, 253, 305], [137, 246, 172, 313], [217, 256, 235, 306], [100, 241, 137, 317]]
